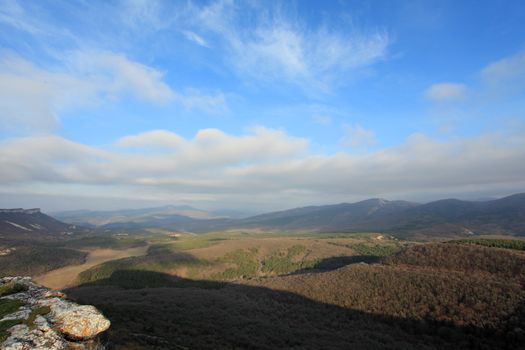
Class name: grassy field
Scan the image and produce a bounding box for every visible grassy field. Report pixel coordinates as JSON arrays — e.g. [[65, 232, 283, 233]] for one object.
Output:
[[34, 245, 149, 289], [61, 235, 148, 250], [0, 233, 153, 279], [74, 232, 405, 285]]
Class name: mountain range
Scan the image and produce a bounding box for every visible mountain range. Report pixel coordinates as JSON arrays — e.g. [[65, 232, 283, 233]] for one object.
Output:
[[3, 193, 525, 237], [209, 193, 525, 236]]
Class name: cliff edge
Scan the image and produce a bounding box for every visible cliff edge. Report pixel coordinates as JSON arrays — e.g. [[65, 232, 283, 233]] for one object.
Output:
[[0, 277, 110, 350]]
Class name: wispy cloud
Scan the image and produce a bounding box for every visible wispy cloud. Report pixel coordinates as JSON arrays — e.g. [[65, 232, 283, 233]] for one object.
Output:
[[1, 0, 389, 94], [0, 0, 39, 34], [119, 0, 167, 31], [182, 30, 210, 48], [189, 0, 389, 90]]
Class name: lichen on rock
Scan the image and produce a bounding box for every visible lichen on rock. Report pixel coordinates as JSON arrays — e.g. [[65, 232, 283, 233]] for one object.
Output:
[[0, 276, 110, 350]]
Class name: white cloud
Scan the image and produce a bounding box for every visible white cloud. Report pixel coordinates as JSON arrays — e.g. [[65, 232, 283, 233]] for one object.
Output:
[[0, 135, 108, 183], [0, 51, 227, 131], [0, 52, 172, 131], [182, 30, 210, 48], [481, 50, 525, 83], [0, 54, 89, 131], [340, 124, 377, 147], [115, 130, 185, 150], [425, 83, 467, 102], [68, 50, 174, 103], [480, 50, 525, 99], [115, 127, 309, 165], [2, 128, 524, 210], [190, 0, 389, 89]]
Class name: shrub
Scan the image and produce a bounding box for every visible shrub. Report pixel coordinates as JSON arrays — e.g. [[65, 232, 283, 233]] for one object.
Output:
[[349, 243, 403, 257], [0, 299, 25, 318], [26, 306, 51, 330], [0, 319, 23, 342], [212, 249, 258, 280], [0, 282, 28, 297]]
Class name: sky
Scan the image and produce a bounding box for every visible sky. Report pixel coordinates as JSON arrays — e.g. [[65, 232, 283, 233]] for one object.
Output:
[[0, 0, 525, 213]]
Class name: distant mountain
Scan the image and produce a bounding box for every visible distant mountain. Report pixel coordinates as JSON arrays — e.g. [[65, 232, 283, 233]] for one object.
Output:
[[236, 198, 419, 231], [231, 193, 525, 236], [0, 208, 77, 237], [383, 193, 525, 236], [100, 214, 234, 233], [52, 205, 246, 227], [43, 193, 525, 237]]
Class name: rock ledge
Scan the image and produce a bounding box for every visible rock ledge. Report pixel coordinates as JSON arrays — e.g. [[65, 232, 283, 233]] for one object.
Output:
[[0, 276, 110, 350]]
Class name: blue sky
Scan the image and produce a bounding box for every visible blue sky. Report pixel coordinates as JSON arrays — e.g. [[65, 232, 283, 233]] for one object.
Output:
[[0, 0, 524, 212]]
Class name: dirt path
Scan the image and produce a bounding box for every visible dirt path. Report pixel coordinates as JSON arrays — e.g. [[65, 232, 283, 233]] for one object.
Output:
[[34, 245, 149, 289]]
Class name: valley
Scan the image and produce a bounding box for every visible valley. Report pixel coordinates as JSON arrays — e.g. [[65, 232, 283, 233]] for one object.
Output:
[[1, 199, 525, 349], [66, 235, 525, 349]]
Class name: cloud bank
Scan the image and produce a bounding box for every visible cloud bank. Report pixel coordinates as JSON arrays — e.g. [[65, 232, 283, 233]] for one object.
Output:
[[1, 128, 524, 210]]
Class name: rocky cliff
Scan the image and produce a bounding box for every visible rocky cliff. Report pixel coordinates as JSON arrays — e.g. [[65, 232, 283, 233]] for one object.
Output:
[[0, 208, 75, 236], [0, 277, 110, 349]]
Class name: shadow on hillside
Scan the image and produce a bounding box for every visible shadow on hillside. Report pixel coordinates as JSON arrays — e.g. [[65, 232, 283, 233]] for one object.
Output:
[[67, 269, 518, 350], [75, 248, 205, 285], [295, 255, 381, 274]]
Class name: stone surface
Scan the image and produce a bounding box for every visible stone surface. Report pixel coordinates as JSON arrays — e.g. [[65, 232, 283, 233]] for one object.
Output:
[[0, 307, 32, 322], [42, 291, 66, 299], [39, 298, 110, 340], [0, 277, 110, 350]]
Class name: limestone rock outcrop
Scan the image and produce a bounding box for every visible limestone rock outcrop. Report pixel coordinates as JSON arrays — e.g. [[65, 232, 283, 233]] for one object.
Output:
[[0, 277, 110, 350]]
